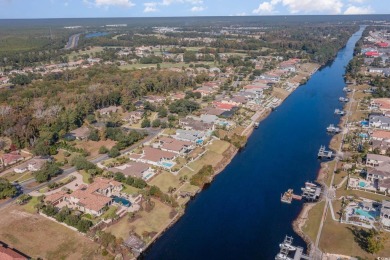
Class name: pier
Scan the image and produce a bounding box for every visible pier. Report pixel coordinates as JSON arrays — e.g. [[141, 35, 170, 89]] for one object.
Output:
[[281, 189, 302, 204], [318, 145, 333, 159], [343, 87, 352, 92], [275, 236, 312, 260], [301, 182, 321, 201]]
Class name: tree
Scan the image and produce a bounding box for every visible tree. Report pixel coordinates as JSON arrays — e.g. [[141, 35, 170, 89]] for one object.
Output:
[[88, 129, 100, 141], [157, 107, 168, 118], [108, 147, 121, 158], [152, 119, 161, 128], [10, 74, 32, 85], [34, 162, 62, 183], [141, 118, 151, 128], [366, 229, 386, 254], [0, 178, 17, 199], [99, 146, 109, 154]]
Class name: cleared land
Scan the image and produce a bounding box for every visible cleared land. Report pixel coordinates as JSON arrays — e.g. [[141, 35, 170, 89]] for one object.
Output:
[[0, 205, 106, 260]]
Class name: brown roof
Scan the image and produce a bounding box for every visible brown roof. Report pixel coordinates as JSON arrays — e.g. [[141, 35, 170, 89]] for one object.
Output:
[[44, 190, 68, 204], [0, 245, 27, 260], [142, 147, 176, 163], [372, 130, 390, 140], [71, 189, 112, 212], [110, 162, 150, 178], [159, 137, 192, 152], [69, 126, 90, 138]]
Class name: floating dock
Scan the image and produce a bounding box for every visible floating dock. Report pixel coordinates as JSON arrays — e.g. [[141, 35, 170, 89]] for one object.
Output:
[[254, 122, 259, 129], [334, 109, 345, 115], [275, 236, 312, 260], [326, 124, 340, 134], [343, 87, 352, 92], [318, 145, 333, 159]]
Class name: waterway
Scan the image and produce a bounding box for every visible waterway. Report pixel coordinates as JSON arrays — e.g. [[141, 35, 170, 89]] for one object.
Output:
[[144, 26, 365, 260]]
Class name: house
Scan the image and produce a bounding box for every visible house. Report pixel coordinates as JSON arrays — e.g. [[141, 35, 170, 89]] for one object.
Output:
[[97, 106, 120, 116], [122, 111, 143, 124], [144, 95, 165, 104], [194, 86, 216, 97], [129, 147, 176, 167], [155, 137, 194, 154], [45, 178, 122, 216], [14, 157, 49, 173], [0, 152, 24, 167], [371, 130, 390, 141], [366, 154, 390, 167], [110, 162, 154, 180], [179, 117, 214, 131], [202, 107, 225, 116], [67, 126, 91, 140], [365, 51, 380, 57], [174, 129, 206, 144], [370, 98, 390, 114], [0, 242, 28, 260], [369, 115, 390, 130], [380, 200, 390, 228], [377, 42, 389, 48], [213, 102, 236, 111]]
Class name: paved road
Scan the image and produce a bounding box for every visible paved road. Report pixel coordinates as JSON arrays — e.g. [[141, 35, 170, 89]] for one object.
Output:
[[0, 128, 161, 209], [65, 33, 81, 50]]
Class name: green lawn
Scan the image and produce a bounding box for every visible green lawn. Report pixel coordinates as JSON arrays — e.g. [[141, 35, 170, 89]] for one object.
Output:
[[79, 170, 91, 184], [122, 184, 140, 195], [101, 206, 118, 220], [23, 196, 40, 214], [208, 140, 230, 155]]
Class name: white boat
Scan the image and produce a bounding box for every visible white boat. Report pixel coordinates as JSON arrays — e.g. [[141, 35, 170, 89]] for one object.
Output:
[[339, 97, 349, 102], [275, 253, 293, 260], [326, 124, 341, 133], [334, 109, 345, 115], [279, 243, 296, 251]]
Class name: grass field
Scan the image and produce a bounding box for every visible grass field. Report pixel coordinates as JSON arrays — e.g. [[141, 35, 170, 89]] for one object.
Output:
[[0, 205, 106, 259], [122, 184, 140, 195], [106, 198, 172, 241], [207, 140, 230, 154], [302, 201, 325, 243], [149, 171, 181, 193]]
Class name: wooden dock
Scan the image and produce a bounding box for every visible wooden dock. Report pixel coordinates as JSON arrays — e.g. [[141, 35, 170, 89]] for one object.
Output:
[[275, 236, 312, 260], [281, 189, 302, 203]]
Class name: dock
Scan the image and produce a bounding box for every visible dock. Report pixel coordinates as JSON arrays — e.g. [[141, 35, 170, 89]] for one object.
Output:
[[275, 236, 312, 260], [254, 122, 259, 129], [326, 124, 340, 134], [343, 87, 352, 92], [334, 109, 345, 115], [318, 145, 333, 159], [281, 189, 302, 204], [301, 182, 321, 201]]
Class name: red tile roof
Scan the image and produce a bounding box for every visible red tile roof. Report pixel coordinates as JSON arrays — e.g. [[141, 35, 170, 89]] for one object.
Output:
[[0, 245, 27, 260]]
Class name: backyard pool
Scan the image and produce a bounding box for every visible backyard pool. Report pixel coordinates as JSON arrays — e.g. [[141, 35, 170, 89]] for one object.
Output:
[[359, 181, 366, 188], [359, 133, 368, 139], [196, 139, 203, 145], [161, 161, 174, 168], [113, 196, 131, 207], [355, 208, 378, 220], [360, 121, 369, 127]]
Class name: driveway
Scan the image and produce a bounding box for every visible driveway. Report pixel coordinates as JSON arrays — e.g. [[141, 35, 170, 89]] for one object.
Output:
[[29, 172, 86, 196]]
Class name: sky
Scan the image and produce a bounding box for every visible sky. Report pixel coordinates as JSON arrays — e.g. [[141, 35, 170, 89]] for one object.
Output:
[[0, 0, 389, 19]]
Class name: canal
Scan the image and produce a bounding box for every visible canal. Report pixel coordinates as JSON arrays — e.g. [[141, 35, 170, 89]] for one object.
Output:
[[144, 26, 365, 260]]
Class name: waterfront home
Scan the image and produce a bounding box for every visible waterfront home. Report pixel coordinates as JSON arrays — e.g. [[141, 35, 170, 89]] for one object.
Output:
[[129, 147, 176, 167], [0, 152, 24, 167], [179, 117, 214, 132], [45, 178, 122, 216], [366, 154, 390, 167], [380, 200, 390, 228], [369, 115, 390, 130], [124, 235, 146, 254], [213, 101, 236, 111], [371, 130, 390, 141], [174, 129, 206, 144], [109, 162, 154, 180], [14, 157, 49, 173], [97, 106, 120, 116], [370, 98, 390, 114], [66, 126, 91, 140], [154, 137, 194, 155]]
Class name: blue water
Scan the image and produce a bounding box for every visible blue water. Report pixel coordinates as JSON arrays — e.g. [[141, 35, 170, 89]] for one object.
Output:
[[85, 32, 110, 38], [355, 208, 378, 219], [161, 162, 174, 168], [113, 196, 131, 207], [359, 181, 366, 187], [145, 26, 365, 260]]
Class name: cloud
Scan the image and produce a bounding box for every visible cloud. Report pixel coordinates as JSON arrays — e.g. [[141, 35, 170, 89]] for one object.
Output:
[[161, 0, 203, 6], [253, 0, 344, 14], [144, 2, 158, 12], [344, 5, 374, 14], [191, 5, 205, 12], [89, 0, 135, 8]]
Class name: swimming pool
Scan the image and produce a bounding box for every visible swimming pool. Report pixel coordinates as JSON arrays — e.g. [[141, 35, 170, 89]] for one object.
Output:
[[113, 196, 131, 207], [196, 139, 203, 144], [359, 133, 368, 139], [355, 208, 378, 220], [359, 181, 366, 188], [161, 161, 174, 168]]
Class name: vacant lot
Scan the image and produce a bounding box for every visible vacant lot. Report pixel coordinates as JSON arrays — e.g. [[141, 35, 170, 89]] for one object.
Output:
[[106, 199, 172, 241], [149, 171, 181, 193], [75, 140, 116, 158], [0, 205, 106, 260]]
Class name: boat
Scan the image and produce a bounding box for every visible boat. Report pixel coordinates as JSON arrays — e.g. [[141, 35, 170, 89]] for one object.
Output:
[[334, 109, 345, 115], [279, 243, 296, 251], [343, 87, 352, 92], [275, 253, 293, 260], [281, 189, 293, 204], [326, 124, 341, 133], [339, 97, 349, 102], [254, 122, 259, 129]]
